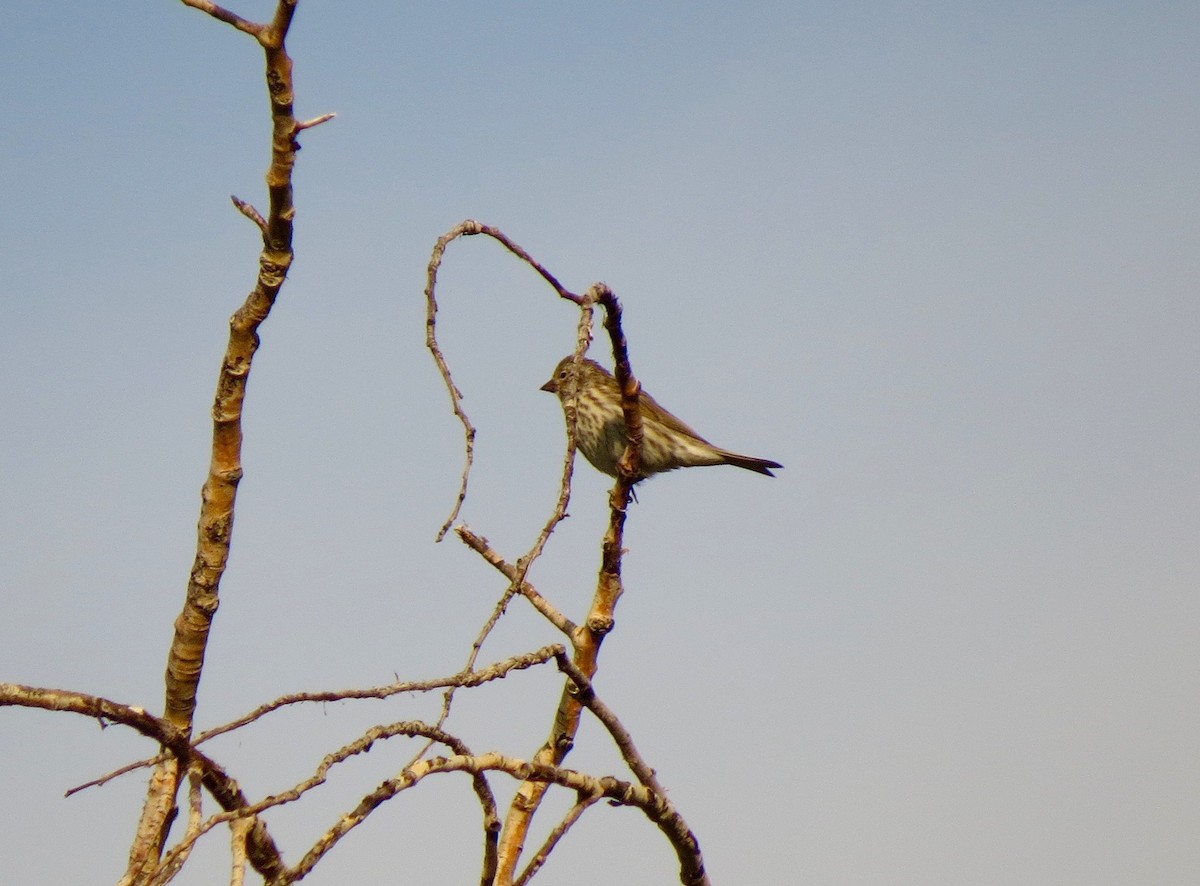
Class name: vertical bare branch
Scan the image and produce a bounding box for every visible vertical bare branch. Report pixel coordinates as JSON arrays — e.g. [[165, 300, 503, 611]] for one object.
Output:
[[165, 0, 300, 740], [492, 283, 646, 883], [229, 816, 253, 886], [126, 2, 321, 881]]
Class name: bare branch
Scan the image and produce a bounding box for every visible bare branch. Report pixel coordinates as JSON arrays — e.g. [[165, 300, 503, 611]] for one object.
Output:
[[455, 525, 576, 636], [295, 112, 336, 131], [495, 285, 646, 883], [19, 0, 719, 877], [279, 724, 498, 883], [130, 1, 308, 878], [425, 530, 578, 776], [508, 296, 598, 582], [178, 0, 263, 38], [65, 757, 152, 797], [552, 651, 665, 796], [164, 0, 302, 737], [229, 816, 253, 886], [230, 195, 267, 235], [294, 752, 708, 886], [422, 232, 599, 811], [513, 792, 600, 886], [145, 766, 205, 886], [156, 720, 466, 877], [421, 231, 597, 827], [0, 683, 286, 883], [424, 220, 585, 542], [199, 645, 562, 743], [67, 647, 563, 799], [0, 683, 184, 747]]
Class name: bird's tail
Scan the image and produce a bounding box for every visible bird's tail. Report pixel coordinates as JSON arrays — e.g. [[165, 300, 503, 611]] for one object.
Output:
[[719, 451, 783, 477]]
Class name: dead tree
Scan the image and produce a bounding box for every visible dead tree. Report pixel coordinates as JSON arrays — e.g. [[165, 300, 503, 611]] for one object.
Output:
[[1, 3, 710, 884]]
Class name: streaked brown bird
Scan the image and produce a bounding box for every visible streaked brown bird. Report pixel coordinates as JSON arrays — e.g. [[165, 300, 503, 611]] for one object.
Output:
[[540, 356, 782, 481]]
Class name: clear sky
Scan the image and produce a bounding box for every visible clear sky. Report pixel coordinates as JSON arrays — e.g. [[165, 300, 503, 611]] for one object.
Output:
[[1, 2, 1197, 884]]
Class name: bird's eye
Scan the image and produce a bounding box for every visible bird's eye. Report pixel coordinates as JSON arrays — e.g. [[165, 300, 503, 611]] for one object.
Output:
[[558, 369, 568, 380]]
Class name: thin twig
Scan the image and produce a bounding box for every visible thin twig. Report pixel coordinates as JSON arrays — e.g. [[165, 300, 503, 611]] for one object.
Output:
[[420, 225, 592, 780], [158, 720, 486, 878], [424, 220, 585, 541], [178, 0, 263, 38], [505, 294, 598, 595], [295, 112, 336, 131], [0, 681, 287, 882], [230, 195, 267, 235], [201, 645, 561, 741], [455, 526, 576, 636], [295, 751, 708, 886], [65, 647, 562, 797], [417, 584, 524, 762], [424, 222, 480, 541], [281, 723, 497, 883], [415, 528, 577, 776], [513, 792, 600, 886]]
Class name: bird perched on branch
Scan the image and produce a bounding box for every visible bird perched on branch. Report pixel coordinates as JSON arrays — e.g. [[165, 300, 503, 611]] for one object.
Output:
[[540, 356, 782, 481]]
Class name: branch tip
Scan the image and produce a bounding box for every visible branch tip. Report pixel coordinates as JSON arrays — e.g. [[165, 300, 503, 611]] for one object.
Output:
[[296, 112, 336, 132], [230, 196, 268, 233]]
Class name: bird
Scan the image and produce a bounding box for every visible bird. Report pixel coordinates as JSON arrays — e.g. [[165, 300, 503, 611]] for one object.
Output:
[[540, 356, 782, 481]]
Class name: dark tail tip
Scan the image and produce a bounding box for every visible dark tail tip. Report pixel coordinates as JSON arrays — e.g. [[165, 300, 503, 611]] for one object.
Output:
[[725, 455, 783, 477]]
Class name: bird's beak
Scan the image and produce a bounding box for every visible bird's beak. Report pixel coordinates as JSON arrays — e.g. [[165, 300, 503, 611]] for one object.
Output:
[[540, 378, 557, 394]]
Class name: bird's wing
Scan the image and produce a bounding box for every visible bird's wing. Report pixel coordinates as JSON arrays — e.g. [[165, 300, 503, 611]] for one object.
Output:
[[637, 387, 712, 444]]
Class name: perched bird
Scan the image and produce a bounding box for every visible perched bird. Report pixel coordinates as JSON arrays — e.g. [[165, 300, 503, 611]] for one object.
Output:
[[540, 356, 782, 481]]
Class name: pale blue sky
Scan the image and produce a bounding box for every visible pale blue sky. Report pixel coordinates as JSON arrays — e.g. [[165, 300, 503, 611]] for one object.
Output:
[[1, 2, 1197, 884]]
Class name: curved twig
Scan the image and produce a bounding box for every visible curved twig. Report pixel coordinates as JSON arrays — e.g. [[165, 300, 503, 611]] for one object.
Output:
[[424, 220, 585, 542], [296, 751, 707, 886]]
